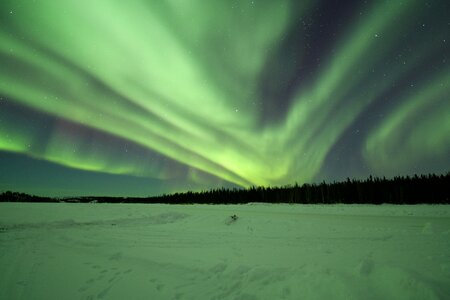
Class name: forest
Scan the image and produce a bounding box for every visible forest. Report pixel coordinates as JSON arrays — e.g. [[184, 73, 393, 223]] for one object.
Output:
[[1, 173, 449, 205]]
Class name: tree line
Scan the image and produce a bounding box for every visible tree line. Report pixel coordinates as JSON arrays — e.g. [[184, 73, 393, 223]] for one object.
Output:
[[1, 172, 449, 204]]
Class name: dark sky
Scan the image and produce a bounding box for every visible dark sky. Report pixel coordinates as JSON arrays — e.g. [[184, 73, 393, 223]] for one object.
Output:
[[0, 0, 449, 196]]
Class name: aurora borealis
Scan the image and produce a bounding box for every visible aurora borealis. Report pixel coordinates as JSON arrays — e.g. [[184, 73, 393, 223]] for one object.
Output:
[[0, 0, 449, 196]]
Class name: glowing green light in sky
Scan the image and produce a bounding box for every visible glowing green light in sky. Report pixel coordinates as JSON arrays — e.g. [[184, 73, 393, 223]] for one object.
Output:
[[0, 0, 448, 195], [364, 70, 450, 173]]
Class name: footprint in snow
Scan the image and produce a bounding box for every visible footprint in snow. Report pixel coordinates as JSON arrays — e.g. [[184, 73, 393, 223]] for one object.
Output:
[[357, 257, 374, 276], [109, 252, 123, 261], [210, 263, 227, 274]]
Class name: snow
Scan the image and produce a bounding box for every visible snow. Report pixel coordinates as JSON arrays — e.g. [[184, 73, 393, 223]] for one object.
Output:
[[0, 203, 449, 300]]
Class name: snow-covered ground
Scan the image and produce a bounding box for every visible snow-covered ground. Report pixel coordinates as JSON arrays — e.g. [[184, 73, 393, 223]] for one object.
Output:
[[0, 203, 449, 300]]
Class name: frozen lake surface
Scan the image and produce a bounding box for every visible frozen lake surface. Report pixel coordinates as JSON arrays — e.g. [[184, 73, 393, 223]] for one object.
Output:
[[0, 203, 449, 300]]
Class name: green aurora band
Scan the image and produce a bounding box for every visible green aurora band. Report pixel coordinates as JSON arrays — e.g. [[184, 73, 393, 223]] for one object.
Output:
[[0, 0, 449, 195]]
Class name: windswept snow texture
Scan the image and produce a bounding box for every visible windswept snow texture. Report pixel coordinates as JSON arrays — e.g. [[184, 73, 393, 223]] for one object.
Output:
[[0, 203, 449, 300]]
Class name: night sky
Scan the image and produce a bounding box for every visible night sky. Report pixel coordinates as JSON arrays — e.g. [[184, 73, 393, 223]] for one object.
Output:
[[0, 0, 449, 197]]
